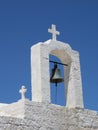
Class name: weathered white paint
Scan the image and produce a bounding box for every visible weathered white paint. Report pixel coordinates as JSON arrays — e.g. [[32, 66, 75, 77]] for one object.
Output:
[[31, 39, 84, 108], [0, 25, 97, 130], [0, 100, 98, 130], [48, 24, 60, 41], [19, 85, 27, 100]]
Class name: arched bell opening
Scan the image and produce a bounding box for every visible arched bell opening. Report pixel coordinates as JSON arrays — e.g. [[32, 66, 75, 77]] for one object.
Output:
[[31, 41, 83, 108], [49, 54, 66, 106]]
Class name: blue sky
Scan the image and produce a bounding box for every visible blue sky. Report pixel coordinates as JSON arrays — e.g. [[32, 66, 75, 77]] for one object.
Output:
[[0, 0, 98, 111]]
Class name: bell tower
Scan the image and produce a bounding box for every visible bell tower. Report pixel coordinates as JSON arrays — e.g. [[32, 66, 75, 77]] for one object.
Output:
[[31, 24, 84, 108]]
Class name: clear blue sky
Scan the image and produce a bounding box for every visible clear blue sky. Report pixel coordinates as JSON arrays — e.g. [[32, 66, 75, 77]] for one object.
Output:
[[0, 0, 98, 111]]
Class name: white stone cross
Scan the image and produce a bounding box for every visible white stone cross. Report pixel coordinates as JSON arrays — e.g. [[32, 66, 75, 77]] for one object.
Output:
[[48, 24, 60, 41], [19, 85, 27, 100]]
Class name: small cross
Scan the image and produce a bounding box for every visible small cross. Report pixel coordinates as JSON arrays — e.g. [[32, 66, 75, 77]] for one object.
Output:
[[48, 24, 60, 41], [19, 85, 27, 100]]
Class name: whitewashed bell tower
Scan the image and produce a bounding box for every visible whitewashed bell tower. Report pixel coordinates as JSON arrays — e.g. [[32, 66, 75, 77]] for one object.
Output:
[[1, 24, 98, 130], [31, 24, 84, 108]]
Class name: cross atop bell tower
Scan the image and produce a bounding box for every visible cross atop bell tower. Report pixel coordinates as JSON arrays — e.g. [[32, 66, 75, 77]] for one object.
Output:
[[48, 24, 60, 41]]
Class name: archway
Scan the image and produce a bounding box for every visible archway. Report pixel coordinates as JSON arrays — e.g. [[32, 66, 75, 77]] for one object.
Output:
[[31, 40, 84, 108], [49, 49, 72, 106], [49, 54, 66, 106]]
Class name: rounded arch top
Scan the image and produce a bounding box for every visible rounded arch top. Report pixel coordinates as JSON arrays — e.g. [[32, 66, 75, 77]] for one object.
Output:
[[44, 39, 72, 51], [43, 39, 73, 64]]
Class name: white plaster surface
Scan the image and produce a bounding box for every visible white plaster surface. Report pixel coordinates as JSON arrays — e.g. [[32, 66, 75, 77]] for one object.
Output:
[[48, 24, 60, 41], [0, 103, 8, 108], [31, 39, 84, 108], [0, 36, 97, 129], [0, 100, 98, 130], [0, 99, 28, 118]]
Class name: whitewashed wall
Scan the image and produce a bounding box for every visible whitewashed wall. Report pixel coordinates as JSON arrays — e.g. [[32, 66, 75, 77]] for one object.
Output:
[[0, 100, 98, 130]]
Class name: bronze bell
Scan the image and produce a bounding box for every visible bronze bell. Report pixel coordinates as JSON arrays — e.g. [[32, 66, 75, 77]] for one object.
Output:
[[50, 64, 64, 86]]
